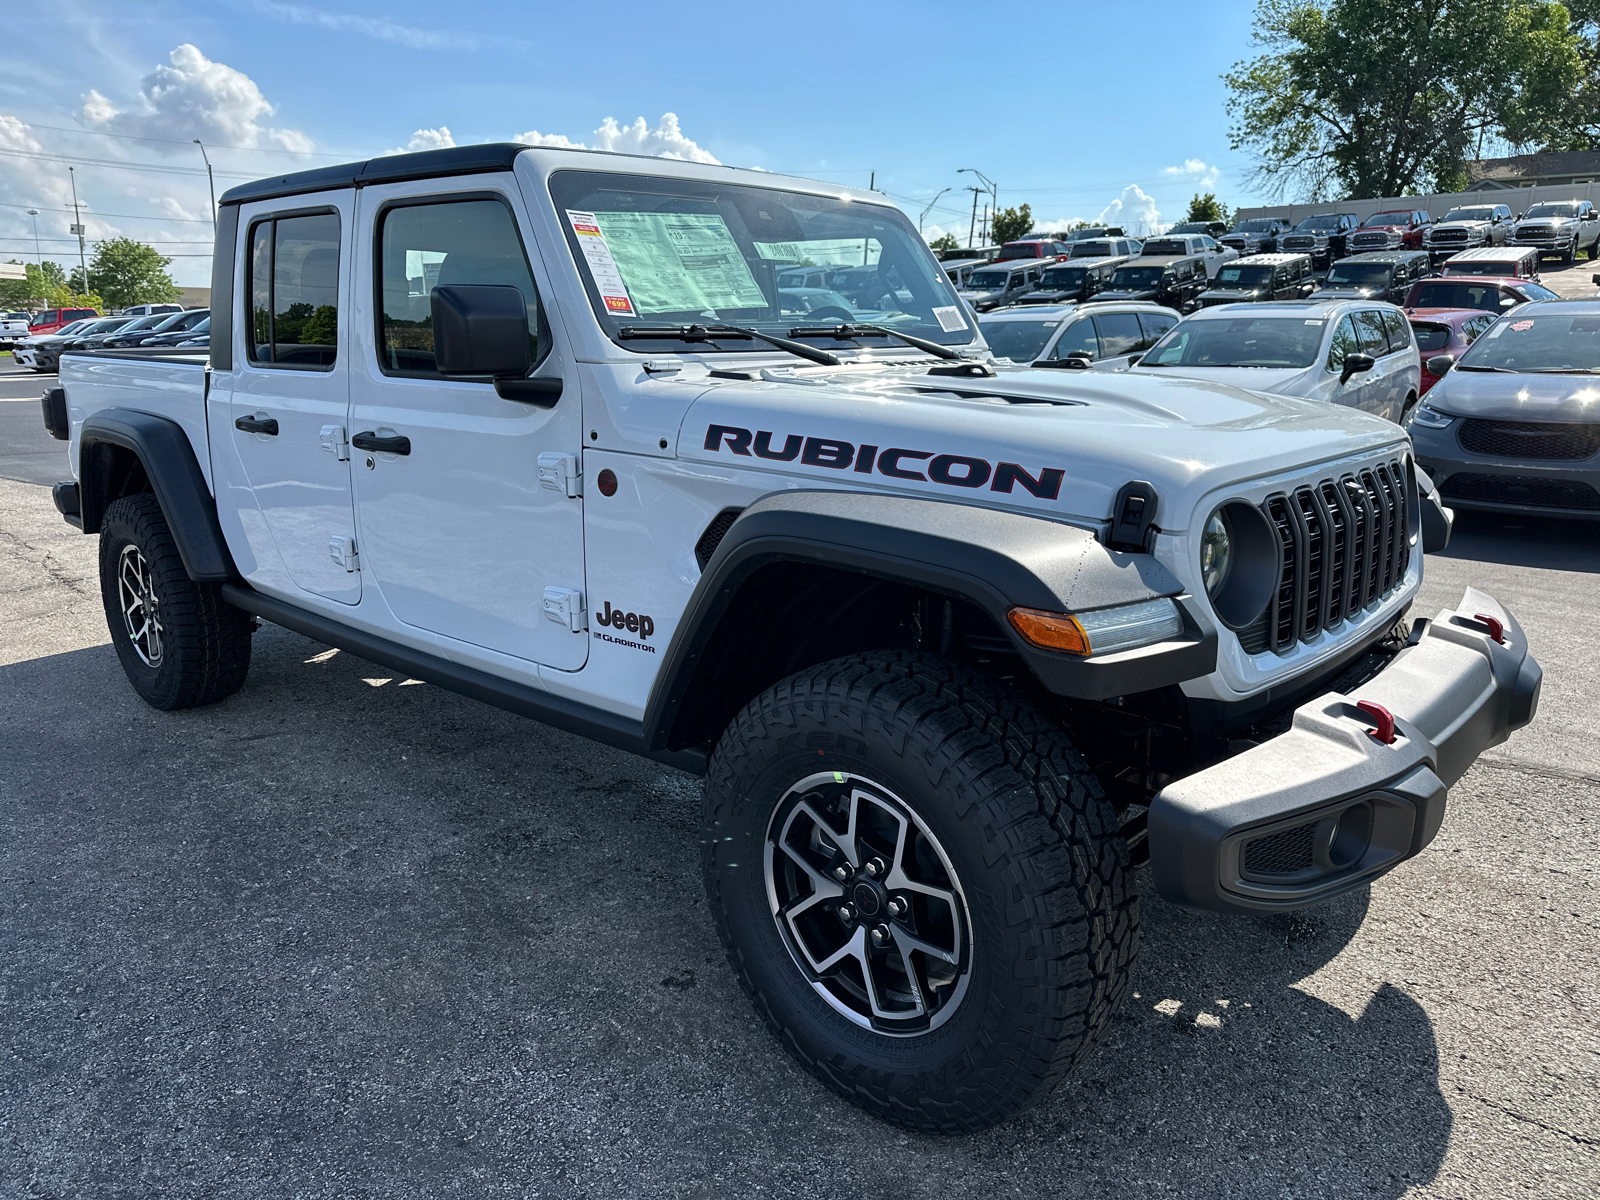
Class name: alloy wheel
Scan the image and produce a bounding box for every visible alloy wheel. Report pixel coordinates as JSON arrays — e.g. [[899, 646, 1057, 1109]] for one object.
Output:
[[117, 543, 163, 667]]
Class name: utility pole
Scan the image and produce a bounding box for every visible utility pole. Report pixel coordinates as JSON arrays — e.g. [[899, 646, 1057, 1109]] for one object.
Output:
[[194, 139, 217, 231], [958, 168, 998, 246], [965, 187, 983, 248], [918, 187, 949, 234], [69, 167, 89, 293]]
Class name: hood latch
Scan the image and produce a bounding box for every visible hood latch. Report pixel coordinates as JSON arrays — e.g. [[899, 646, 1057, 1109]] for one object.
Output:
[[1107, 481, 1159, 552]]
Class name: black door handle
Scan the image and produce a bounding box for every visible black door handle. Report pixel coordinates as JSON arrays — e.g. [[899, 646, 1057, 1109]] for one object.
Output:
[[352, 431, 411, 456], [234, 414, 279, 435]]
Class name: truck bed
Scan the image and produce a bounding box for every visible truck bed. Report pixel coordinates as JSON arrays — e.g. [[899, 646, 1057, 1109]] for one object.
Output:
[[58, 350, 211, 490]]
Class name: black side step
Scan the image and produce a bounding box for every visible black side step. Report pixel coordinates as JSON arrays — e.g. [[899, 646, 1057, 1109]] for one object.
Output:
[[220, 583, 709, 776]]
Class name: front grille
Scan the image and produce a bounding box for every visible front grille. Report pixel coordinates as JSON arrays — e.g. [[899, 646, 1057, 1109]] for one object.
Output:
[[1282, 236, 1316, 250], [1458, 419, 1600, 461], [1351, 233, 1391, 248], [1431, 230, 1469, 244], [1243, 823, 1317, 875], [1515, 226, 1553, 240], [1440, 473, 1600, 511], [1239, 459, 1411, 655]]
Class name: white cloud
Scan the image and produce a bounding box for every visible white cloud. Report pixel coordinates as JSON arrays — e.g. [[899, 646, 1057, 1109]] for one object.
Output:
[[1097, 185, 1161, 235], [384, 126, 455, 156], [78, 44, 312, 152], [1163, 158, 1221, 189], [237, 0, 527, 52], [513, 113, 719, 164]]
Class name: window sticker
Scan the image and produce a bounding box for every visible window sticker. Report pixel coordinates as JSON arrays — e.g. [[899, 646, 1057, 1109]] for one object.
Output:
[[1304, 319, 1324, 325], [566, 210, 635, 317], [1509, 319, 1534, 332], [932, 306, 966, 332], [1488, 322, 1509, 338], [588, 211, 766, 315]]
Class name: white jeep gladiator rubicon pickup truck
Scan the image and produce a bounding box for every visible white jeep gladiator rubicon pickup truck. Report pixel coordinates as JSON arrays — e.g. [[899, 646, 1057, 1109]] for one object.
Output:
[[40, 144, 1540, 1134]]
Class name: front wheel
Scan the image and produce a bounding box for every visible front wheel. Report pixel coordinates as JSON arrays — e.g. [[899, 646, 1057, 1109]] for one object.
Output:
[[702, 651, 1138, 1133], [99, 493, 253, 709]]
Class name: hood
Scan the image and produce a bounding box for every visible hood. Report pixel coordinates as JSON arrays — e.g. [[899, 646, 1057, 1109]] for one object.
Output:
[[678, 363, 1402, 531], [1433, 219, 1490, 231], [1097, 288, 1158, 302], [1425, 368, 1600, 421], [1517, 216, 1577, 227], [1200, 288, 1266, 304], [1318, 285, 1385, 299], [1126, 363, 1316, 396]]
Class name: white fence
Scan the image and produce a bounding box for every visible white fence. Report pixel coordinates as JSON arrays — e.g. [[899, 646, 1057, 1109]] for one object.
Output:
[[1234, 180, 1600, 225]]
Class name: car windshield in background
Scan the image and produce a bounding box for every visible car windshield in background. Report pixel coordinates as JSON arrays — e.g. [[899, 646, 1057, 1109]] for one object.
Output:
[[1361, 212, 1410, 227], [1234, 220, 1278, 233], [1295, 215, 1343, 230], [966, 270, 1013, 290], [1215, 265, 1272, 288], [1039, 266, 1087, 288], [548, 169, 973, 351], [1411, 324, 1453, 352], [1070, 242, 1115, 259], [1110, 266, 1164, 289], [1410, 282, 1514, 311], [1325, 263, 1392, 288], [1144, 316, 1324, 368], [979, 318, 1058, 363], [1141, 240, 1187, 256], [1458, 312, 1600, 371], [1441, 208, 1497, 222], [1524, 204, 1580, 219]]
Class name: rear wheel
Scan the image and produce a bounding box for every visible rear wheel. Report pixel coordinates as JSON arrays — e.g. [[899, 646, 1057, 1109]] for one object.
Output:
[[98, 493, 252, 710], [702, 651, 1138, 1133]]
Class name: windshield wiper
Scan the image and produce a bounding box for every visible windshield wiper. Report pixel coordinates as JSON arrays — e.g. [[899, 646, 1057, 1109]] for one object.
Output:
[[1455, 364, 1517, 372], [1526, 367, 1600, 374], [787, 323, 962, 361], [617, 323, 840, 366]]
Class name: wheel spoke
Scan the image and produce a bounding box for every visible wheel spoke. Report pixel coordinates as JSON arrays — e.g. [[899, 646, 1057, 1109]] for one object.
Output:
[[891, 923, 959, 967], [888, 928, 930, 1016]]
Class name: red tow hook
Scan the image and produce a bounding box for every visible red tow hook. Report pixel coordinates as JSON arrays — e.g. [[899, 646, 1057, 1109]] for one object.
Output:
[[1472, 613, 1506, 644], [1356, 700, 1398, 745]]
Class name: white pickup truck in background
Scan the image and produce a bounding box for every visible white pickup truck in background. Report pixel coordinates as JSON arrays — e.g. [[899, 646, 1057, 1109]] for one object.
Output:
[[1, 311, 31, 346], [41, 143, 1539, 1134]]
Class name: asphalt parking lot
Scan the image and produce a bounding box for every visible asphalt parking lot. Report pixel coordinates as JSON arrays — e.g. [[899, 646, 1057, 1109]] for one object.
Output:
[[1, 270, 1597, 1199]]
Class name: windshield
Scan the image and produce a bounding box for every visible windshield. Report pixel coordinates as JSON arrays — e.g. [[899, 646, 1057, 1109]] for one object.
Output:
[[1295, 215, 1344, 230], [1443, 260, 1524, 278], [1441, 208, 1497, 222], [1409, 281, 1517, 312], [1458, 311, 1600, 371], [1039, 266, 1087, 288], [1110, 266, 1165, 289], [1325, 262, 1392, 288], [1070, 241, 1115, 259], [1362, 212, 1410, 227], [1524, 203, 1580, 219], [549, 169, 973, 352], [1144, 315, 1324, 368], [996, 243, 1046, 260], [965, 269, 1015, 290], [1233, 220, 1278, 233], [1214, 265, 1272, 288], [1141, 239, 1187, 256], [978, 317, 1059, 363]]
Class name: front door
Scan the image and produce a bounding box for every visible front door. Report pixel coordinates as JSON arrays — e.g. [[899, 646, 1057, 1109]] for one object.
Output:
[[347, 182, 587, 670], [1326, 314, 1387, 416], [228, 197, 360, 604]]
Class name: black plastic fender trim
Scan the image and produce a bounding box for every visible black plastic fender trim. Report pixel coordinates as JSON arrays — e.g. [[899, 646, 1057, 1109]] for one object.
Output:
[[642, 490, 1216, 751], [221, 583, 709, 776], [77, 408, 239, 582]]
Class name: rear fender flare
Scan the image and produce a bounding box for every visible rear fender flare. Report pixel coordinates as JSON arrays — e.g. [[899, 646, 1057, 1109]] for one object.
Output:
[[78, 408, 237, 582]]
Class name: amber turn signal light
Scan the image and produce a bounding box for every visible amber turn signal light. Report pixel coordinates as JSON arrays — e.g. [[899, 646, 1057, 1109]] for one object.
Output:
[[1007, 607, 1091, 655]]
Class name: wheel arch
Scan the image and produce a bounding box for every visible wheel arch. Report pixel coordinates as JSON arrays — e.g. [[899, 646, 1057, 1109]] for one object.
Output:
[[642, 491, 1214, 753], [79, 408, 238, 582]]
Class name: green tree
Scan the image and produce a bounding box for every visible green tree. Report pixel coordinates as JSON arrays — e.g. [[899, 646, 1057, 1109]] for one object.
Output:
[[990, 203, 1034, 245], [0, 260, 66, 307], [1185, 192, 1232, 225], [85, 238, 180, 310], [1225, 0, 1583, 198], [929, 232, 961, 251]]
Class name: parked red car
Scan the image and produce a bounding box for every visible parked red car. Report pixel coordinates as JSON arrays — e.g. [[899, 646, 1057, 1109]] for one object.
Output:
[[26, 307, 99, 337], [1348, 209, 1433, 252], [1408, 309, 1497, 394], [1403, 275, 1559, 315]]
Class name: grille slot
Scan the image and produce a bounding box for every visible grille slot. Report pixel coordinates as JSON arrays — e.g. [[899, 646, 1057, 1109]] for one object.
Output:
[[1458, 419, 1600, 461], [1252, 459, 1410, 655], [1440, 473, 1600, 511], [1243, 823, 1317, 876], [694, 507, 744, 570]]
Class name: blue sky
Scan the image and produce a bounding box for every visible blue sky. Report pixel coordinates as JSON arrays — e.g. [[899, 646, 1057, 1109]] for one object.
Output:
[[2, 0, 1266, 287]]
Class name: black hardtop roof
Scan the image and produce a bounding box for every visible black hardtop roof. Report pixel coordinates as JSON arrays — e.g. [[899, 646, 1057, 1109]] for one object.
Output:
[[1336, 249, 1431, 263], [219, 143, 529, 206]]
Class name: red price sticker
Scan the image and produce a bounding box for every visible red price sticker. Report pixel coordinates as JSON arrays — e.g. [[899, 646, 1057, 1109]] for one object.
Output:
[[1510, 320, 1534, 332]]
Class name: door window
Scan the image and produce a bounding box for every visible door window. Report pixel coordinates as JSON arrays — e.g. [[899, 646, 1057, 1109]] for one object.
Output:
[[1379, 308, 1411, 352], [1135, 311, 1177, 349], [1050, 318, 1097, 359], [1093, 312, 1143, 358], [247, 212, 340, 368], [1353, 310, 1390, 356], [1327, 315, 1359, 369], [378, 198, 545, 375]]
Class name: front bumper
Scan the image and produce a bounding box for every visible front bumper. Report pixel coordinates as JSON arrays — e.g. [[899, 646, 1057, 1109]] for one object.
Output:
[[1413, 425, 1600, 520], [1149, 587, 1539, 913]]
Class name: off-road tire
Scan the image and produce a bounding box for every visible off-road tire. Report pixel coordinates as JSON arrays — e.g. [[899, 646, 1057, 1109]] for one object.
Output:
[[99, 493, 252, 710], [702, 650, 1138, 1133]]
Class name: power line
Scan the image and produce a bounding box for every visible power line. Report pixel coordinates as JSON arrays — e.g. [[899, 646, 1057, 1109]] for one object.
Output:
[[0, 200, 214, 224], [0, 146, 258, 179], [11, 120, 352, 158]]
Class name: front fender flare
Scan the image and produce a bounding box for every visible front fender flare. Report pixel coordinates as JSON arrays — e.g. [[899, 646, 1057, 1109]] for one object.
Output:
[[643, 490, 1216, 751], [79, 408, 238, 582]]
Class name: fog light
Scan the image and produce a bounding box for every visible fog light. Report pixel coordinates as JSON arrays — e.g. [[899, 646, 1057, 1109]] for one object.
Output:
[[1008, 597, 1182, 657]]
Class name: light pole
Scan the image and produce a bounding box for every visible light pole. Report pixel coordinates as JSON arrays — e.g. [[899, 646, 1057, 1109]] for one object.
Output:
[[194, 139, 217, 231], [958, 169, 997, 244], [69, 167, 89, 293], [918, 188, 949, 235], [26, 209, 41, 267]]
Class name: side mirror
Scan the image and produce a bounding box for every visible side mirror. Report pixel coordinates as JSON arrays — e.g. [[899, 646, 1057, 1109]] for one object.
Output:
[[1060, 350, 1094, 370], [1340, 352, 1376, 385], [431, 284, 561, 406], [1426, 354, 1456, 377]]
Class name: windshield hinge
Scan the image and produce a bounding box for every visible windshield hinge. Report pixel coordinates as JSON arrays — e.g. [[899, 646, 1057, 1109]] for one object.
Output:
[[538, 452, 582, 498]]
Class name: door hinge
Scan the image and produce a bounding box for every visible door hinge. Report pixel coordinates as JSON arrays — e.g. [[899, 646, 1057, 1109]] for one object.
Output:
[[538, 452, 582, 498], [542, 586, 586, 632], [320, 425, 350, 461], [328, 535, 359, 571]]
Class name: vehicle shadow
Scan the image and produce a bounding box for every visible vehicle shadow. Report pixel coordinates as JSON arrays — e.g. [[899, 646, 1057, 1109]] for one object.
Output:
[[1434, 507, 1600, 572]]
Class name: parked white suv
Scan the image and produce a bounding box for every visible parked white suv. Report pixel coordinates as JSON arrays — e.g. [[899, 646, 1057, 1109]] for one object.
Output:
[[1, 311, 31, 346], [44, 143, 1535, 1134], [1127, 298, 1422, 424]]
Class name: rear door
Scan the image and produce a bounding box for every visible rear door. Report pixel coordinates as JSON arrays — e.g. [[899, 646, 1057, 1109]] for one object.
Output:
[[1326, 314, 1385, 416], [1351, 308, 1401, 418]]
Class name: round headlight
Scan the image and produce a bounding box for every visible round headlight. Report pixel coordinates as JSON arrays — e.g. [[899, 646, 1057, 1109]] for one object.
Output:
[[1200, 501, 1278, 630], [1201, 511, 1232, 595]]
